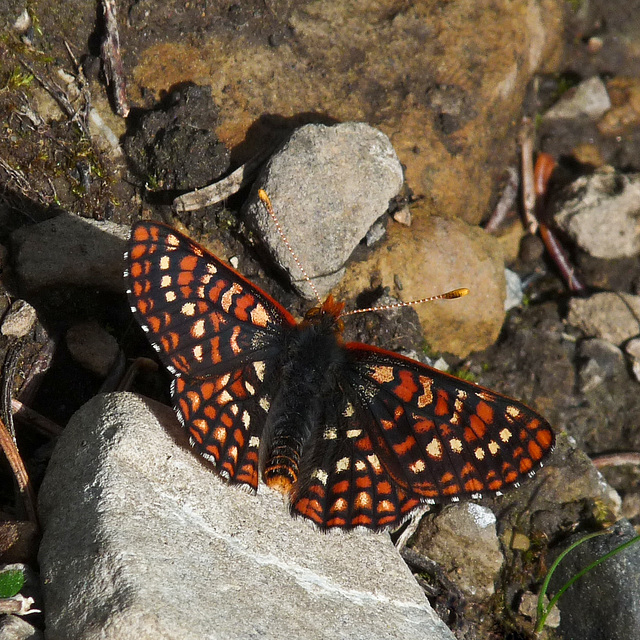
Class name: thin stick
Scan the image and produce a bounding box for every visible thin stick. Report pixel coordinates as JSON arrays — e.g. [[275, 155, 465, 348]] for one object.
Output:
[[0, 416, 38, 527], [533, 153, 587, 293], [519, 117, 537, 234], [342, 288, 469, 317], [258, 189, 322, 305], [101, 0, 129, 117], [173, 149, 271, 212], [591, 452, 640, 469], [11, 398, 63, 438]]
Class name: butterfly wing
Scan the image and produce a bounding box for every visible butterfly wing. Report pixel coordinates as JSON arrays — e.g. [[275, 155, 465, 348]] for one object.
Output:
[[291, 342, 555, 530], [125, 222, 295, 484]]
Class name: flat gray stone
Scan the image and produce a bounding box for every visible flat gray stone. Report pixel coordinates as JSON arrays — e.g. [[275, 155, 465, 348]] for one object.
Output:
[[11, 214, 130, 294], [553, 170, 640, 259], [244, 122, 404, 299], [38, 393, 453, 640], [544, 76, 611, 120]]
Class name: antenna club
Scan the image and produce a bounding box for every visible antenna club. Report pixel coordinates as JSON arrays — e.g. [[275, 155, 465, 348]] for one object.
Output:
[[445, 287, 469, 299]]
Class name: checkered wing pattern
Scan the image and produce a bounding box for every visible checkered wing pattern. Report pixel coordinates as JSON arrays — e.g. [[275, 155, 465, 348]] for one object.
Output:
[[291, 344, 555, 530], [125, 222, 294, 481]]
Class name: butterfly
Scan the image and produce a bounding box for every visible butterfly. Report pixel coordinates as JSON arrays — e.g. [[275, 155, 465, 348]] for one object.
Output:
[[125, 219, 555, 531]]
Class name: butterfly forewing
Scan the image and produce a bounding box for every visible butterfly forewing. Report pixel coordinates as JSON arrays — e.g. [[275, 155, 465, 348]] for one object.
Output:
[[126, 222, 296, 378]]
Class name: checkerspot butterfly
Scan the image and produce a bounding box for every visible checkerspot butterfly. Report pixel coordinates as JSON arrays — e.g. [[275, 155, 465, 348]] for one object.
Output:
[[125, 213, 554, 531]]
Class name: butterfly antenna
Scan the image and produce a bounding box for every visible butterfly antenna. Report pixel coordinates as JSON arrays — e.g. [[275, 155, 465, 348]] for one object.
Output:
[[341, 287, 470, 317], [258, 189, 322, 305]]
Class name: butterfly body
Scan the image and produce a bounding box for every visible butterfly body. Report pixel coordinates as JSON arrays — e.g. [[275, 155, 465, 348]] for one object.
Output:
[[125, 221, 555, 531]]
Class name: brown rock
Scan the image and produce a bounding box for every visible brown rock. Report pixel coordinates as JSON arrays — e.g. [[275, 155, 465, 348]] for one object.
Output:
[[339, 210, 506, 357]]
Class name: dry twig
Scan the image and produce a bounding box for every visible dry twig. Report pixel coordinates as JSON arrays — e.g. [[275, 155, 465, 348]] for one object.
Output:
[[101, 0, 129, 117], [173, 149, 272, 212]]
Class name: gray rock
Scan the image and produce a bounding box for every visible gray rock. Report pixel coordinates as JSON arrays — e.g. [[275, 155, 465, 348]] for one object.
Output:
[[244, 122, 404, 299], [553, 170, 640, 259], [411, 503, 503, 601], [550, 519, 640, 640], [567, 293, 640, 346], [504, 268, 523, 311], [544, 76, 611, 120], [577, 339, 626, 393], [11, 214, 130, 294], [38, 393, 454, 640], [0, 615, 43, 640], [65, 322, 120, 378]]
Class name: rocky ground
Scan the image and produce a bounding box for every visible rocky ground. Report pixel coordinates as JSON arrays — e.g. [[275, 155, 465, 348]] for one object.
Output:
[[1, 1, 640, 639]]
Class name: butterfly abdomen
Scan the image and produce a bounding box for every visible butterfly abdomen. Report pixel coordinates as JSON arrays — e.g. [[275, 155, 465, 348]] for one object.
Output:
[[262, 314, 346, 494]]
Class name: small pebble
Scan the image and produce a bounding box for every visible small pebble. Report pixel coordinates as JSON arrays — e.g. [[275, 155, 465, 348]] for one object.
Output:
[[1, 300, 37, 338]]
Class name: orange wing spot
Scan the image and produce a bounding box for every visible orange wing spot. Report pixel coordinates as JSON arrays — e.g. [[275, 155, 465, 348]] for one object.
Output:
[[204, 406, 217, 420], [309, 484, 326, 498], [443, 483, 462, 496], [463, 426, 479, 443], [377, 481, 393, 495], [476, 400, 494, 424], [326, 517, 347, 527], [394, 370, 418, 402], [414, 418, 435, 434], [221, 413, 233, 428], [178, 271, 194, 285], [331, 480, 350, 494], [355, 434, 373, 451], [132, 281, 143, 297], [381, 419, 395, 430], [393, 435, 417, 456], [464, 478, 484, 492], [180, 255, 198, 271], [460, 462, 475, 477], [168, 332, 180, 349], [512, 446, 524, 459], [488, 479, 503, 491], [528, 440, 543, 460], [200, 382, 215, 400], [133, 226, 150, 242], [222, 461, 235, 476], [537, 428, 554, 448], [233, 429, 245, 449], [441, 471, 455, 484], [180, 286, 193, 298], [146, 315, 161, 333], [351, 514, 373, 527], [377, 514, 399, 526], [130, 243, 147, 261], [356, 476, 372, 489], [210, 337, 222, 364], [504, 470, 518, 483], [205, 444, 220, 462], [469, 413, 487, 438], [189, 426, 203, 444], [209, 311, 225, 332], [208, 280, 226, 303], [296, 498, 323, 521], [175, 378, 186, 393], [435, 391, 450, 416], [519, 457, 534, 473], [400, 498, 421, 513], [235, 294, 254, 321], [178, 398, 190, 420]]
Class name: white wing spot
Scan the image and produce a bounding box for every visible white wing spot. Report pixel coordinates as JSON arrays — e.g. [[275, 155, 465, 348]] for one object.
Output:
[[323, 427, 338, 440], [165, 291, 177, 302], [311, 469, 328, 485], [160, 275, 172, 288], [159, 255, 170, 270]]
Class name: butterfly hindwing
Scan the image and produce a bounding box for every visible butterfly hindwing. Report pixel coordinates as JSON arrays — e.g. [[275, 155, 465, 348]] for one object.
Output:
[[344, 343, 555, 502], [126, 222, 296, 378], [291, 394, 422, 530], [172, 360, 277, 490]]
